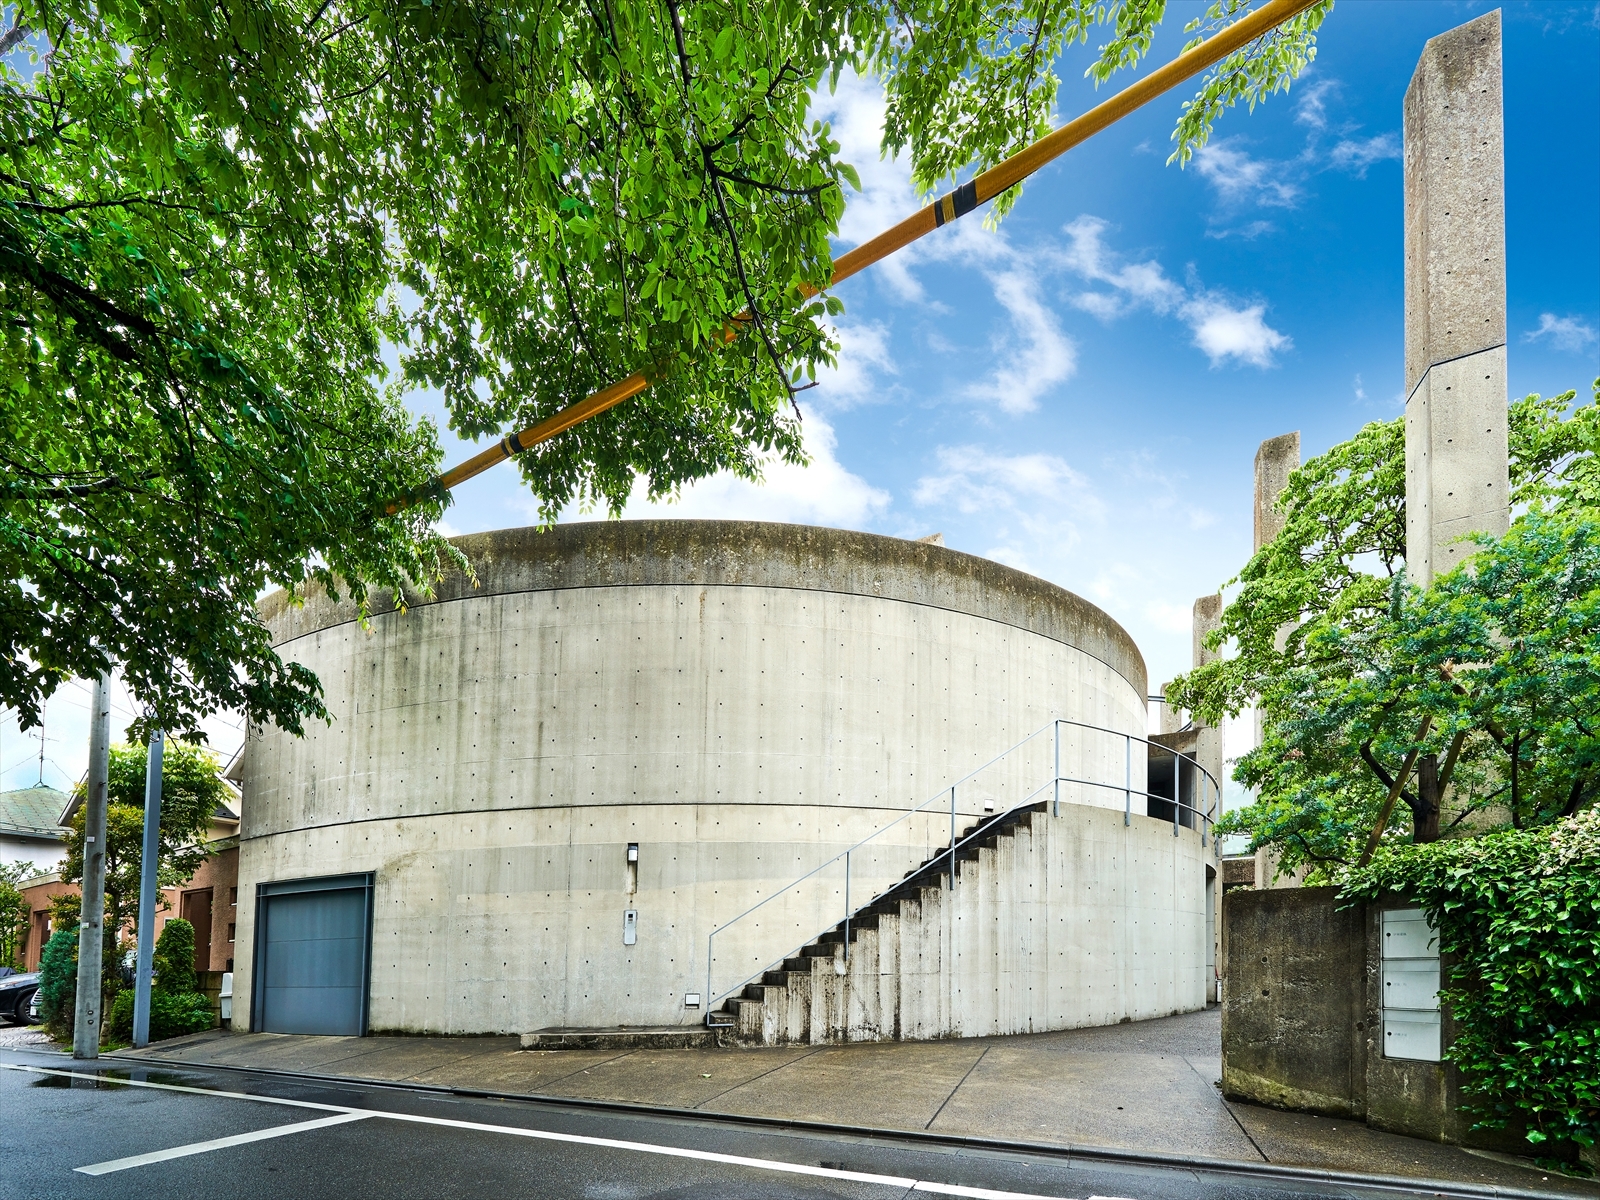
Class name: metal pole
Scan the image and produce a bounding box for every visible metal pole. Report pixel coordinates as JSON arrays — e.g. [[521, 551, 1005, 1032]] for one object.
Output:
[[73, 672, 112, 1059], [948, 786, 957, 890], [1053, 721, 1060, 817], [843, 851, 850, 964], [1124, 736, 1131, 827], [132, 729, 163, 1049], [1173, 753, 1181, 838]]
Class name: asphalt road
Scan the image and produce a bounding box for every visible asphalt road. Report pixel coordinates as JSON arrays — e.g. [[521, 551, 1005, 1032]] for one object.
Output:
[[0, 1045, 1523, 1200]]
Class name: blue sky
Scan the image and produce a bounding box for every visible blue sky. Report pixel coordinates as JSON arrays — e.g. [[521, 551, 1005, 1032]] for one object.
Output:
[[8, 1, 1598, 804]]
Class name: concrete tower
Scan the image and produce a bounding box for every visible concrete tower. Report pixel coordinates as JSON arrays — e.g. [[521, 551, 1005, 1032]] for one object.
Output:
[[1403, 10, 1511, 586]]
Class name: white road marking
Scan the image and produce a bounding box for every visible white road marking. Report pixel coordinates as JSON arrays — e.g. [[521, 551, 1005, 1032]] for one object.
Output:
[[5, 1062, 1121, 1199], [75, 1112, 374, 1175]]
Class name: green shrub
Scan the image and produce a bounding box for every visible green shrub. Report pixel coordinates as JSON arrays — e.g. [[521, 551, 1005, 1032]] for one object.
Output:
[[153, 918, 198, 994], [37, 924, 78, 1040], [1341, 810, 1600, 1153], [105, 987, 214, 1043]]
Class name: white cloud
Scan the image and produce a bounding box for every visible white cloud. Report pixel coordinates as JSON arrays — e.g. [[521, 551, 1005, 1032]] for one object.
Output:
[[913, 446, 1102, 557], [1194, 141, 1300, 207], [1055, 217, 1290, 369], [567, 412, 890, 530], [812, 320, 897, 407], [962, 268, 1077, 413], [1524, 313, 1599, 353], [1328, 133, 1400, 176], [813, 71, 921, 253], [1204, 219, 1276, 242], [1294, 78, 1338, 131], [1144, 599, 1195, 635], [914, 445, 1096, 511], [1182, 295, 1291, 368], [1353, 374, 1367, 403], [1061, 216, 1184, 317]]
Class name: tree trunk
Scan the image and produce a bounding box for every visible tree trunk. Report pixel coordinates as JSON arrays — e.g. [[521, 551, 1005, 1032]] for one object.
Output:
[[1412, 754, 1441, 843]]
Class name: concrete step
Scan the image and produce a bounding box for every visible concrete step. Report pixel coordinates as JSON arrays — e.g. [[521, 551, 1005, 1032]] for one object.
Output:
[[521, 1025, 716, 1050]]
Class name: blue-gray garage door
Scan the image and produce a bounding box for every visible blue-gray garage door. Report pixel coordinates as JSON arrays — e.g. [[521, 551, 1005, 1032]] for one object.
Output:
[[253, 874, 373, 1036]]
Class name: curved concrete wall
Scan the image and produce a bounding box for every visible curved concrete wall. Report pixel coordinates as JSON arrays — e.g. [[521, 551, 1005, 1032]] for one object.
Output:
[[235, 521, 1184, 1034]]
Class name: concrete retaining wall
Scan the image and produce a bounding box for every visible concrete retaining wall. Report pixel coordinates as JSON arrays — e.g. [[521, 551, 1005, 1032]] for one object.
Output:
[[235, 522, 1190, 1035], [1221, 887, 1546, 1154]]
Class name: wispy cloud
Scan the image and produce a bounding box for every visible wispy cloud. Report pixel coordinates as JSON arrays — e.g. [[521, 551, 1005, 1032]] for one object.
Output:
[[1328, 133, 1400, 177], [1057, 217, 1292, 368], [813, 71, 1073, 413], [913, 444, 1103, 564], [1523, 313, 1599, 353], [1294, 78, 1339, 131], [1192, 76, 1399, 210], [1195, 141, 1300, 207], [812, 320, 898, 408], [962, 268, 1077, 413], [565, 412, 890, 530]]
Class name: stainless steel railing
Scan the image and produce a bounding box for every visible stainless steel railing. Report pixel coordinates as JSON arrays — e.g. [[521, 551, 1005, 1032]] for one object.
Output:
[[703, 716, 1219, 1018]]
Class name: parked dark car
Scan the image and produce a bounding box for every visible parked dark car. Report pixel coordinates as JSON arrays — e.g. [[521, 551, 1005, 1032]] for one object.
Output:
[[0, 967, 39, 1025]]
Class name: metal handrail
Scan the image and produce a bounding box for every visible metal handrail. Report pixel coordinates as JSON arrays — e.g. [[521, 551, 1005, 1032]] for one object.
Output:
[[704, 715, 1221, 1017]]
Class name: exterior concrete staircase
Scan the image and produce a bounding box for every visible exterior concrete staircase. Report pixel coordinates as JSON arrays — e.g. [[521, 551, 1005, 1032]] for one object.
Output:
[[710, 802, 1050, 1045]]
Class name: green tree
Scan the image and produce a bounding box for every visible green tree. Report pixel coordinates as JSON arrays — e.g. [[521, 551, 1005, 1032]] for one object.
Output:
[[151, 916, 198, 994], [0, 860, 33, 968], [59, 741, 227, 939], [3, 0, 1330, 740], [36, 918, 76, 1039], [1169, 383, 1600, 874]]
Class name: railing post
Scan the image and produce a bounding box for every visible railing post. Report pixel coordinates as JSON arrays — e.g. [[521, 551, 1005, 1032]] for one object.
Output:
[[1053, 720, 1061, 817], [1124, 735, 1131, 827], [949, 785, 957, 889], [843, 851, 851, 963], [1173, 752, 1181, 837]]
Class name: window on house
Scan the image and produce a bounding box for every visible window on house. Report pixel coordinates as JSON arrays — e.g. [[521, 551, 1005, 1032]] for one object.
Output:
[[227, 923, 236, 943], [228, 887, 237, 906]]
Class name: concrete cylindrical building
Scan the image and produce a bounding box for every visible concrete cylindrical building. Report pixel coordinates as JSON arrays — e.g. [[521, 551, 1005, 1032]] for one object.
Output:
[[235, 521, 1206, 1038]]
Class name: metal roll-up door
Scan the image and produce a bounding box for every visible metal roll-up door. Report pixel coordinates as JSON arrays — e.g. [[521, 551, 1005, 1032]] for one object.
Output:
[[253, 873, 374, 1036]]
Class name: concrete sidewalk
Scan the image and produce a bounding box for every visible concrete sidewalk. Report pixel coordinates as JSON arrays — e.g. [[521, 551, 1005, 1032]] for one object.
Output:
[[114, 1008, 1596, 1196]]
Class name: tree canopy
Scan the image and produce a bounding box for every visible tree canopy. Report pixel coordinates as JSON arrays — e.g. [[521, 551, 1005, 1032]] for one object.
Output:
[[60, 740, 229, 936], [2, 0, 1332, 740], [1169, 383, 1600, 877]]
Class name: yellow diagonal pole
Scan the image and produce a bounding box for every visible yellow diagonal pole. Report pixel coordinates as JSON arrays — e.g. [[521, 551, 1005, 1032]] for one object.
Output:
[[417, 0, 1320, 504]]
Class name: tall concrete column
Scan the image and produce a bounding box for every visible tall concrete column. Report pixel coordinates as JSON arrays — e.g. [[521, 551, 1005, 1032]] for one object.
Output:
[[1191, 594, 1225, 813], [1252, 432, 1300, 751], [1251, 432, 1301, 889], [1403, 10, 1510, 587], [1254, 432, 1300, 555]]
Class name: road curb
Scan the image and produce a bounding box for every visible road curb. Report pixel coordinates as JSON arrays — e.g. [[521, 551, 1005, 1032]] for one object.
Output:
[[68, 1047, 1589, 1200]]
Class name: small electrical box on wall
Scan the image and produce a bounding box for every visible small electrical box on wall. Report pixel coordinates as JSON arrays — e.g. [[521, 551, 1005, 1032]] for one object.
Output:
[[623, 909, 637, 946], [626, 843, 639, 896]]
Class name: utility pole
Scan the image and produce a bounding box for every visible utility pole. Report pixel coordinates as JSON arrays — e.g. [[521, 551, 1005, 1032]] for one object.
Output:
[[132, 729, 164, 1049], [73, 673, 113, 1059]]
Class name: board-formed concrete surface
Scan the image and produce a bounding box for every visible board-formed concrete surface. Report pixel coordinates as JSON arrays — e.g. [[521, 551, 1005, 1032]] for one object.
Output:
[[234, 521, 1212, 1037], [105, 1007, 1600, 1196]]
